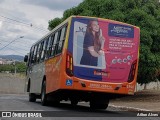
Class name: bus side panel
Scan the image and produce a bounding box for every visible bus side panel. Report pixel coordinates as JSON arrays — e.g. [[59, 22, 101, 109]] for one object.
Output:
[[45, 17, 72, 94], [45, 55, 62, 94]]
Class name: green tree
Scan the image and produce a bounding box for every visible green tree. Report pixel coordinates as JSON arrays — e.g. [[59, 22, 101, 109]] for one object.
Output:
[[48, 0, 160, 85], [16, 62, 26, 73], [0, 62, 26, 73], [0, 64, 14, 72], [48, 17, 62, 30]]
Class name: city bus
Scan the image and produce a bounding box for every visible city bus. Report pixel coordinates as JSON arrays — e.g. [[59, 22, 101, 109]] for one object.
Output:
[[24, 16, 140, 109]]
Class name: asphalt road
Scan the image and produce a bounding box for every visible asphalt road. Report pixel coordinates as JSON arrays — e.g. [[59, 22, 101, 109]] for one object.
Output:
[[0, 94, 159, 120]]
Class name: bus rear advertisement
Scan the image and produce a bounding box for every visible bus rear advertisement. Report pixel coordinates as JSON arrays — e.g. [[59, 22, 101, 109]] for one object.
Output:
[[24, 16, 140, 109]]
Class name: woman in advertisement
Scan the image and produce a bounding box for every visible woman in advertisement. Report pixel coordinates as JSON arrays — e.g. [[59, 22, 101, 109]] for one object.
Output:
[[80, 19, 105, 67]]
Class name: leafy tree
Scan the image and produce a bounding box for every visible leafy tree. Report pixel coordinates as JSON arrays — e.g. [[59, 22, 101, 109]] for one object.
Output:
[[48, 18, 62, 31], [0, 64, 14, 72], [0, 62, 26, 73], [48, 0, 160, 85], [16, 62, 26, 73]]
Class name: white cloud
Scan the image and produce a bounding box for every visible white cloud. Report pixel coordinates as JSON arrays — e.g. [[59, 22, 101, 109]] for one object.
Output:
[[0, 21, 2, 29], [21, 0, 83, 11], [0, 0, 83, 56]]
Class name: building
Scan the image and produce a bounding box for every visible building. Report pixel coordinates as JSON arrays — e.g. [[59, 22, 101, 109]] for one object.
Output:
[[0, 58, 4, 65], [0, 58, 14, 65]]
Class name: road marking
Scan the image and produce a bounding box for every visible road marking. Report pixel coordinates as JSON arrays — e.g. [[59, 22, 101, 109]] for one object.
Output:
[[109, 104, 150, 111]]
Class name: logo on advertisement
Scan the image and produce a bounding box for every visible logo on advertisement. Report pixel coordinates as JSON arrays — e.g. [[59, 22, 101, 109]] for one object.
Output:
[[94, 70, 110, 77], [108, 23, 134, 38]]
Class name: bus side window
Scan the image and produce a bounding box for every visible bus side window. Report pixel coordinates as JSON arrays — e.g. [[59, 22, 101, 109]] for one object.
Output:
[[32, 45, 37, 64], [36, 43, 41, 63], [55, 29, 62, 55], [38, 41, 44, 62], [41, 40, 46, 61], [49, 34, 55, 57], [40, 41, 45, 61], [45, 38, 49, 59], [51, 32, 58, 56], [58, 26, 67, 53], [29, 46, 35, 66], [35, 44, 39, 63], [46, 37, 52, 58], [48, 34, 54, 57]]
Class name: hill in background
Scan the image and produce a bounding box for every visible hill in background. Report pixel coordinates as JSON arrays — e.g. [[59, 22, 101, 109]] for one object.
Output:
[[0, 55, 24, 61]]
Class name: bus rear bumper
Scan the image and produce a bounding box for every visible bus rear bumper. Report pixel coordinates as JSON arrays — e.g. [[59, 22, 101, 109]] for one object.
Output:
[[61, 76, 136, 95]]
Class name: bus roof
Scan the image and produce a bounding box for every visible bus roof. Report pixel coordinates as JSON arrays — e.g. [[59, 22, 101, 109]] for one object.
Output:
[[31, 15, 139, 47], [73, 15, 140, 29]]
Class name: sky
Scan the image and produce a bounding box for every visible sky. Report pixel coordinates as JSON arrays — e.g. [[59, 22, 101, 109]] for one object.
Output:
[[0, 0, 83, 56]]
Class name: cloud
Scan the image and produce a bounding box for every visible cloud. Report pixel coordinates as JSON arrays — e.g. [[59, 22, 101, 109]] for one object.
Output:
[[0, 0, 82, 56], [21, 0, 83, 11], [0, 0, 5, 4], [0, 21, 2, 29]]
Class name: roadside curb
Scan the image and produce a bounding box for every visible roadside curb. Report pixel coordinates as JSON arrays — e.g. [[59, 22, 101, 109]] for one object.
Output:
[[109, 104, 150, 111]]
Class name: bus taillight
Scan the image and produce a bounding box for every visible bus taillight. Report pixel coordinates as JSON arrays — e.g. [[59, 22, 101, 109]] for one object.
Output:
[[66, 52, 73, 76], [128, 60, 137, 82]]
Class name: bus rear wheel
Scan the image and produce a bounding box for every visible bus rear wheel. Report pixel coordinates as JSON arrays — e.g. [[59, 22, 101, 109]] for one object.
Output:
[[29, 93, 36, 102], [41, 81, 48, 106]]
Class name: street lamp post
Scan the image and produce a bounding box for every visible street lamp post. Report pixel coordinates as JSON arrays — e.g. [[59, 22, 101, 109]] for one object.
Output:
[[13, 36, 24, 75], [0, 36, 24, 75]]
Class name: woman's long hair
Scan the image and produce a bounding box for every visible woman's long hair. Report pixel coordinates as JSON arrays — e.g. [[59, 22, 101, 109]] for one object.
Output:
[[86, 19, 101, 53]]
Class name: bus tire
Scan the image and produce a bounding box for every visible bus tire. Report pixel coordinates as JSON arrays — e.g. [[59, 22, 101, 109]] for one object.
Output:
[[29, 93, 36, 102], [41, 81, 48, 106]]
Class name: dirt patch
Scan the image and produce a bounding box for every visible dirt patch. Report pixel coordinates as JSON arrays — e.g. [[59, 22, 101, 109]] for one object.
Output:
[[114, 90, 160, 102], [110, 90, 160, 111], [0, 73, 26, 94]]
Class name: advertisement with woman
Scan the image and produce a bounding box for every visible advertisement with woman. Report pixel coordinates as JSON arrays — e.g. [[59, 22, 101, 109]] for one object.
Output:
[[70, 17, 138, 82], [73, 19, 106, 69]]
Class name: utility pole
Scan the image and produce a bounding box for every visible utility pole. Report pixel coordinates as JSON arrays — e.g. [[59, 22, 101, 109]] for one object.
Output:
[[0, 36, 24, 75]]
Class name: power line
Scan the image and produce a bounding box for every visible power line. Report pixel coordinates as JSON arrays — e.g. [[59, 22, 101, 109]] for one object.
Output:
[[0, 15, 48, 32], [0, 15, 49, 32], [0, 19, 48, 33], [1, 8, 27, 24], [0, 36, 24, 50], [0, 36, 36, 48], [0, 8, 49, 32], [5, 47, 26, 56], [9, 44, 30, 51], [0, 43, 29, 56], [11, 42, 33, 47], [10, 45, 30, 51], [0, 15, 30, 26], [0, 46, 26, 56]]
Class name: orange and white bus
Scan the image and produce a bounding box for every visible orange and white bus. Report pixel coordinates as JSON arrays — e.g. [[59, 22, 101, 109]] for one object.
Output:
[[24, 16, 140, 109]]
